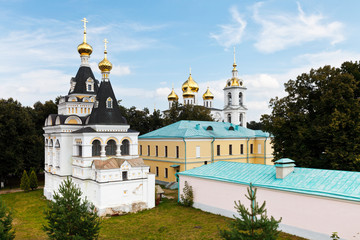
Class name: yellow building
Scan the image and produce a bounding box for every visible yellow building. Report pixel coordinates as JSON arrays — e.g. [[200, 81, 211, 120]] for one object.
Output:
[[139, 120, 273, 184]]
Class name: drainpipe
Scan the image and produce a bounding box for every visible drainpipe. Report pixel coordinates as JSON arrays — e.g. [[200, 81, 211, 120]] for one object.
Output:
[[246, 138, 250, 163], [211, 137, 215, 163], [182, 137, 187, 171], [264, 137, 267, 165], [175, 173, 180, 203]]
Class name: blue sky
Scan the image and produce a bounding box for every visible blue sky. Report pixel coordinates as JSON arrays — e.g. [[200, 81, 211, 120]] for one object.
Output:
[[1, 0, 360, 121]]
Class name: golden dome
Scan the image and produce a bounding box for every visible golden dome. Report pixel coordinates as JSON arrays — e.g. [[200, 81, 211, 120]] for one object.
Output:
[[98, 39, 112, 72], [168, 88, 179, 101], [225, 78, 241, 88], [203, 87, 214, 100], [77, 42, 93, 56], [183, 83, 195, 98], [182, 73, 199, 93]]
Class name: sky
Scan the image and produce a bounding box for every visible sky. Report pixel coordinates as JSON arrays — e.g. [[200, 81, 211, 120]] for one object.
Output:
[[1, 0, 360, 121]]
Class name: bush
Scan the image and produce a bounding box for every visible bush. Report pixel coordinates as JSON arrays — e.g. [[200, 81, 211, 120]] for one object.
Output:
[[29, 170, 38, 190], [43, 177, 101, 239], [180, 181, 194, 207], [0, 198, 15, 240], [20, 170, 30, 191], [219, 183, 281, 240]]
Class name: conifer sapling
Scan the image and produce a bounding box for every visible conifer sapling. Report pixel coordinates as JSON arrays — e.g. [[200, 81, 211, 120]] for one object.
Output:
[[20, 170, 30, 192]]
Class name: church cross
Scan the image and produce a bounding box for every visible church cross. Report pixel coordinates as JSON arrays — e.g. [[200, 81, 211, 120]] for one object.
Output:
[[81, 18, 88, 32], [104, 38, 108, 51]]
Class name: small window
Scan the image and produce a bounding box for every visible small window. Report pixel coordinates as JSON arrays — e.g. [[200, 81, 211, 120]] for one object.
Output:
[[156, 146, 158, 157], [106, 97, 113, 108], [94, 101, 99, 108], [196, 146, 200, 158], [229, 126, 234, 131], [87, 84, 92, 91], [227, 113, 231, 123], [227, 92, 232, 105], [122, 171, 128, 180], [105, 140, 116, 156], [92, 140, 101, 156], [240, 144, 244, 154], [165, 168, 168, 178], [156, 167, 159, 177], [165, 146, 168, 157], [258, 144, 262, 154], [204, 161, 208, 165], [121, 139, 130, 156], [78, 145, 82, 157], [140, 145, 142, 155], [148, 145, 150, 156], [206, 126, 213, 131], [217, 145, 220, 156], [176, 146, 179, 158], [229, 144, 232, 155], [250, 144, 253, 154]]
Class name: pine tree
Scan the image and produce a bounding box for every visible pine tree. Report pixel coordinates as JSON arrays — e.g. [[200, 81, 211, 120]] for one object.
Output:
[[29, 170, 38, 190], [219, 183, 281, 240], [180, 181, 194, 207], [43, 177, 101, 239], [0, 198, 15, 240], [20, 170, 30, 191]]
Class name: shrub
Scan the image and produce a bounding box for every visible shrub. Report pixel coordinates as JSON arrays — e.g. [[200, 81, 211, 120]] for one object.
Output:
[[180, 181, 194, 207], [20, 170, 30, 191], [0, 197, 15, 240], [43, 177, 102, 239], [29, 170, 38, 190]]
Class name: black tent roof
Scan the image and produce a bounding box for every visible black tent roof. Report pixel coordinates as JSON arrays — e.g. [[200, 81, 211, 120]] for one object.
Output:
[[68, 66, 99, 95]]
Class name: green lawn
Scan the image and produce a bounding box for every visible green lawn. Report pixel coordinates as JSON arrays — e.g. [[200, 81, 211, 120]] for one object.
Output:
[[0, 189, 307, 240]]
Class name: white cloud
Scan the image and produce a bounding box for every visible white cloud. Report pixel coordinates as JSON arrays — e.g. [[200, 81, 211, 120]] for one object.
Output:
[[111, 65, 131, 76], [253, 2, 344, 53], [210, 6, 247, 48], [245, 74, 280, 89], [156, 87, 171, 97]]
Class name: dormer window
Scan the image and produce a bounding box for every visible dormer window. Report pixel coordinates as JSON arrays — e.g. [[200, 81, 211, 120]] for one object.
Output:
[[94, 100, 99, 108], [106, 97, 113, 108], [70, 78, 76, 92], [86, 78, 94, 92]]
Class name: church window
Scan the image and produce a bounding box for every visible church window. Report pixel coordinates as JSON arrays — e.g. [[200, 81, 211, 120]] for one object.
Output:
[[227, 113, 231, 123], [239, 92, 243, 105], [229, 144, 232, 155], [94, 101, 99, 108], [196, 146, 200, 158], [228, 92, 232, 105], [239, 114, 243, 126], [49, 139, 53, 147], [240, 144, 244, 154], [250, 144, 254, 154], [121, 139, 130, 156], [217, 145, 221, 156], [258, 144, 262, 154], [55, 140, 60, 148], [78, 145, 82, 157], [206, 126, 213, 131], [86, 78, 94, 92], [176, 146, 179, 158], [148, 145, 150, 156], [165, 146, 168, 157], [140, 145, 142, 155], [229, 126, 234, 131], [92, 140, 101, 156], [210, 102, 212, 108], [155, 145, 158, 156], [122, 171, 128, 180], [156, 167, 159, 177], [106, 97, 113, 108], [165, 168, 168, 178], [106, 140, 116, 156], [45, 139, 48, 146]]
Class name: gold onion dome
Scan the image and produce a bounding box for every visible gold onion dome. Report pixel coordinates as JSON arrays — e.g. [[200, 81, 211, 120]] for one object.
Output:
[[168, 88, 179, 101], [183, 83, 195, 98], [182, 73, 199, 93], [203, 87, 214, 100], [78, 18, 93, 56], [98, 39, 112, 72]]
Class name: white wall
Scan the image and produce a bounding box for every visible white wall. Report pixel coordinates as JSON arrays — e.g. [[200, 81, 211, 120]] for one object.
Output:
[[179, 175, 360, 240]]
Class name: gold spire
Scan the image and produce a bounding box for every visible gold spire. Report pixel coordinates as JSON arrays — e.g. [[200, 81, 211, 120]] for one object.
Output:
[[98, 38, 113, 73], [168, 88, 179, 101], [181, 69, 199, 93], [77, 18, 93, 56], [203, 87, 214, 100], [233, 46, 237, 70]]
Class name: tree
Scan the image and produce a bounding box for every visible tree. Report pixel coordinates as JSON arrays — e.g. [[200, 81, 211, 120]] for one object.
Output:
[[180, 181, 194, 207], [164, 102, 213, 125], [262, 62, 360, 171], [247, 121, 263, 130], [219, 183, 281, 240], [29, 170, 38, 190], [43, 178, 101, 240], [20, 170, 30, 191], [0, 198, 15, 240]]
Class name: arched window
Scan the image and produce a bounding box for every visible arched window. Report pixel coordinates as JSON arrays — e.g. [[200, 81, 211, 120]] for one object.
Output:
[[105, 140, 116, 156], [45, 139, 48, 146], [49, 139, 53, 147], [229, 126, 234, 131], [227, 113, 231, 123], [228, 92, 232, 105], [121, 139, 130, 156], [92, 140, 101, 156], [106, 97, 113, 108], [239, 114, 243, 126], [206, 126, 213, 131], [55, 140, 60, 148], [239, 92, 243, 105]]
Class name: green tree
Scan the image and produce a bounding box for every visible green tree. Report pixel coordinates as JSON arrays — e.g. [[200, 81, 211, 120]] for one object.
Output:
[[165, 102, 213, 125], [43, 178, 101, 240], [0, 198, 15, 240], [180, 181, 194, 207], [247, 121, 263, 130], [262, 62, 360, 170], [29, 170, 38, 190], [219, 183, 281, 240], [20, 170, 30, 191]]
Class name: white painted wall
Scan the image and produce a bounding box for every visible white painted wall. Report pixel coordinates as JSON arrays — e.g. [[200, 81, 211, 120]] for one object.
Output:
[[179, 175, 360, 240]]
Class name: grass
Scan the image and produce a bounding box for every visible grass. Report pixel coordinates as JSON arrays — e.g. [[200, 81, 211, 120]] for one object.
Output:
[[0, 189, 307, 240]]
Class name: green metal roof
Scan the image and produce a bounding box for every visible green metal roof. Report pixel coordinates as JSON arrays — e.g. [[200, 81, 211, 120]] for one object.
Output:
[[177, 161, 360, 202], [139, 120, 270, 139]]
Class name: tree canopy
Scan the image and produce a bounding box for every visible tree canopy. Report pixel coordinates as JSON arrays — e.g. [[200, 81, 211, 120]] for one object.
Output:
[[261, 62, 360, 171]]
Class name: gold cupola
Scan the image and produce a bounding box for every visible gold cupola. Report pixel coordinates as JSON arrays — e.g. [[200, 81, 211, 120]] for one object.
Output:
[[98, 39, 113, 73], [203, 87, 214, 100], [183, 82, 195, 98], [168, 88, 179, 101], [182, 68, 199, 93], [77, 18, 93, 56]]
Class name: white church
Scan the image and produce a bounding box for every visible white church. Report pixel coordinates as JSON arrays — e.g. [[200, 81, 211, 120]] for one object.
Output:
[[166, 50, 248, 126], [43, 19, 155, 216]]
